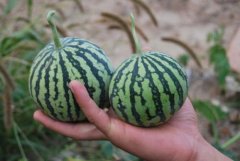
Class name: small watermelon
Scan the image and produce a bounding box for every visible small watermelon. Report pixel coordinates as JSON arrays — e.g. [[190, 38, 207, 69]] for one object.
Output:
[[29, 11, 113, 122], [108, 15, 188, 127]]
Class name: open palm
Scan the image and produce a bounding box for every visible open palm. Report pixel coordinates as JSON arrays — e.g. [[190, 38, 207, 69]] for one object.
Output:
[[33, 80, 224, 161]]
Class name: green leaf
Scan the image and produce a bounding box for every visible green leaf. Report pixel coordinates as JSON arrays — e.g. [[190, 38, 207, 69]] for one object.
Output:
[[18, 158, 28, 161], [209, 44, 230, 87], [193, 100, 227, 122], [207, 28, 224, 44], [64, 157, 86, 161], [3, 0, 18, 15], [98, 141, 140, 161], [0, 29, 43, 57], [99, 141, 114, 158], [207, 28, 230, 88], [213, 144, 238, 161], [177, 54, 190, 66]]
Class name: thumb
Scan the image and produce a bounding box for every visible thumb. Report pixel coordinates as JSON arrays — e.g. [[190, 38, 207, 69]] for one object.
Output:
[[69, 80, 113, 136]]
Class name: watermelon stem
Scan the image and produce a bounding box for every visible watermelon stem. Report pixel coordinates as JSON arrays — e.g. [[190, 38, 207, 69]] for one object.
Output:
[[130, 0, 158, 27], [47, 10, 62, 49], [130, 13, 142, 54], [101, 12, 136, 53]]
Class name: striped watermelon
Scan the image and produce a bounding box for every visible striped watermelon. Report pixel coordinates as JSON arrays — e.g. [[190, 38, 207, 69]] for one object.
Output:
[[109, 52, 188, 127], [109, 15, 188, 127], [28, 11, 113, 122]]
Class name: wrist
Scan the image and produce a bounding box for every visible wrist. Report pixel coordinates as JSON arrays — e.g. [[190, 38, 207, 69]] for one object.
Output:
[[194, 137, 233, 161]]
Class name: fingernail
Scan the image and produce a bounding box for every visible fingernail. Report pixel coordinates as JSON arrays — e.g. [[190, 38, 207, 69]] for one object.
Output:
[[33, 110, 40, 121], [68, 81, 75, 94]]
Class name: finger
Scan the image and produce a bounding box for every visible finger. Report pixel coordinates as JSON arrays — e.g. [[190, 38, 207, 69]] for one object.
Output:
[[167, 98, 198, 129], [107, 108, 119, 119], [33, 110, 106, 140], [69, 80, 114, 137]]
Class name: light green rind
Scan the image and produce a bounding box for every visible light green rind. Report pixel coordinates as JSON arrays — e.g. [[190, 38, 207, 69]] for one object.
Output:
[[29, 38, 113, 122], [109, 52, 188, 127]]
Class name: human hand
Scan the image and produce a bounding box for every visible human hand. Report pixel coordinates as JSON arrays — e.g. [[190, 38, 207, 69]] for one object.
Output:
[[33, 80, 232, 161]]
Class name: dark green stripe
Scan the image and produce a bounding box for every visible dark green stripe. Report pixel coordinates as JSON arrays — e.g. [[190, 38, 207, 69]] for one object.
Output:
[[29, 50, 52, 98], [34, 46, 53, 62], [64, 48, 106, 107], [133, 58, 146, 106], [69, 38, 105, 51], [33, 52, 57, 117], [63, 50, 89, 85], [110, 59, 135, 122], [44, 56, 58, 119], [53, 64, 59, 101], [63, 49, 93, 119], [66, 40, 108, 59], [147, 54, 184, 108], [128, 57, 143, 126], [77, 48, 111, 107], [142, 57, 167, 121], [158, 54, 188, 98], [154, 53, 187, 103], [153, 53, 187, 84], [59, 51, 74, 121], [75, 47, 112, 75]]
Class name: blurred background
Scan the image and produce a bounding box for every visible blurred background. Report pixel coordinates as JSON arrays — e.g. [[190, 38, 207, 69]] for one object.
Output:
[[0, 0, 240, 160]]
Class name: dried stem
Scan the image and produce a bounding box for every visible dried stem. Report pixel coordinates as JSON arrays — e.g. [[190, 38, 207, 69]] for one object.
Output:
[[108, 24, 148, 42], [101, 12, 136, 53], [15, 17, 31, 23], [130, 0, 158, 27], [74, 0, 84, 13], [66, 22, 82, 29], [3, 56, 31, 66], [0, 63, 14, 132], [162, 37, 202, 68], [45, 24, 68, 37], [134, 3, 141, 15], [56, 26, 68, 37], [0, 63, 15, 90], [4, 84, 13, 133]]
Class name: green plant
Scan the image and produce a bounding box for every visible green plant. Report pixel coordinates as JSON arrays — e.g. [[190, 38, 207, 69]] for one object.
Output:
[[0, 2, 73, 161], [177, 54, 190, 67], [207, 28, 230, 89], [3, 0, 18, 15], [169, 27, 240, 160], [193, 100, 240, 160]]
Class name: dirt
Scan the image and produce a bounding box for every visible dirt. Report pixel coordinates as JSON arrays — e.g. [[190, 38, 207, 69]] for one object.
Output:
[[15, 0, 238, 68]]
